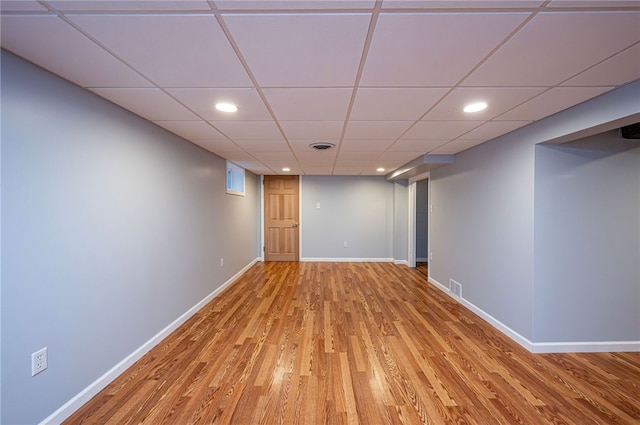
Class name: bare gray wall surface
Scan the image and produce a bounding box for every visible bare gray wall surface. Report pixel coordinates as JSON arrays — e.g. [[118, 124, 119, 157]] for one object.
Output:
[[430, 135, 536, 340], [534, 133, 640, 342], [430, 80, 640, 345], [301, 176, 395, 260], [1, 51, 259, 424]]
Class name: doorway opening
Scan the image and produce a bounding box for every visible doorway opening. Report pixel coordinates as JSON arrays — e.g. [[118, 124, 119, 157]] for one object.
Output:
[[415, 178, 429, 278], [408, 173, 430, 278]]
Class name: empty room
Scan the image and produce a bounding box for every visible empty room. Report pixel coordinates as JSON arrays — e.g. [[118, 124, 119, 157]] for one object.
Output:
[[1, 1, 639, 424]]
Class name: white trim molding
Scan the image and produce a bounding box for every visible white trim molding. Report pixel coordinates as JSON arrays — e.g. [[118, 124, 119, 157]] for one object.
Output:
[[300, 257, 395, 263], [427, 277, 639, 354], [41, 258, 261, 425], [531, 341, 640, 353]]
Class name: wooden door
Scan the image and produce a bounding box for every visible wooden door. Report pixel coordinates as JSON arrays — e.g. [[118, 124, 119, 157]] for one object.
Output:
[[264, 175, 299, 261]]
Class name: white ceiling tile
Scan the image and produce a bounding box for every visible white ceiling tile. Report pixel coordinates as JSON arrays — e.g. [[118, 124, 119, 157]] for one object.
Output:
[[91, 88, 199, 121], [429, 139, 486, 155], [263, 88, 352, 121], [546, 1, 640, 7], [382, 1, 545, 8], [47, 1, 212, 11], [335, 160, 374, 169], [253, 151, 297, 161], [153, 121, 227, 140], [423, 87, 545, 121], [166, 88, 271, 121], [340, 139, 395, 151], [210, 121, 283, 140], [344, 121, 413, 139], [233, 139, 291, 151], [289, 139, 340, 150], [0, 15, 152, 88], [339, 151, 383, 160], [68, 14, 252, 87], [498, 87, 614, 121], [0, 1, 49, 11], [294, 151, 338, 162], [191, 139, 246, 153], [463, 12, 640, 86], [372, 160, 406, 170], [222, 13, 370, 87], [387, 140, 447, 152], [562, 44, 640, 87], [220, 151, 260, 162], [401, 121, 482, 140], [457, 120, 532, 140], [333, 167, 365, 175], [299, 158, 335, 166], [333, 165, 365, 176], [378, 151, 424, 161], [280, 121, 344, 140], [361, 12, 529, 86], [350, 88, 449, 120], [262, 160, 300, 169], [215, 0, 376, 9], [303, 167, 336, 175], [232, 159, 270, 169]]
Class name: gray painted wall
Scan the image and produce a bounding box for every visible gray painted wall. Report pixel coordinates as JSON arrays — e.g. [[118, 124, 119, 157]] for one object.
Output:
[[430, 134, 536, 339], [301, 176, 395, 260], [430, 80, 640, 344], [534, 133, 640, 342], [1, 52, 260, 424]]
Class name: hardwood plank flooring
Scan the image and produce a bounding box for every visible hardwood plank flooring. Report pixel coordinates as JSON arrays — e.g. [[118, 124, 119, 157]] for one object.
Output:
[[64, 262, 640, 424]]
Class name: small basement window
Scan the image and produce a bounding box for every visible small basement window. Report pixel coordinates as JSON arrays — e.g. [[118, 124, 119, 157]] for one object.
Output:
[[226, 161, 245, 196]]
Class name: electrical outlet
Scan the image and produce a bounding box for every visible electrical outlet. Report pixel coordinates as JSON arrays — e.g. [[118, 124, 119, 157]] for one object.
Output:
[[32, 347, 48, 376], [220, 258, 224, 268], [343, 241, 348, 248]]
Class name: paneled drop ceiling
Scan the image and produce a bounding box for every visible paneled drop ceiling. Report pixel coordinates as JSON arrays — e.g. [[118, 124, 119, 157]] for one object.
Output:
[[1, 0, 639, 176]]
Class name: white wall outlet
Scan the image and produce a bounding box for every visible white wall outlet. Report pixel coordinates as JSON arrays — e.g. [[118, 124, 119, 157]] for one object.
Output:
[[343, 241, 348, 248], [220, 258, 224, 268], [32, 347, 48, 376], [429, 252, 433, 260], [316, 202, 321, 209]]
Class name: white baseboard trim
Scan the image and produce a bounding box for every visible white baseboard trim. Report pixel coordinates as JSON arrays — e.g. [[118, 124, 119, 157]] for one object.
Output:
[[41, 257, 261, 425], [300, 257, 395, 262], [427, 277, 639, 354], [427, 277, 534, 352], [531, 341, 640, 353], [394, 259, 409, 266], [416, 257, 428, 262]]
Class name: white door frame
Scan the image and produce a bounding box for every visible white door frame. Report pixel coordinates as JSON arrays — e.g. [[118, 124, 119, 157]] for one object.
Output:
[[407, 172, 430, 269]]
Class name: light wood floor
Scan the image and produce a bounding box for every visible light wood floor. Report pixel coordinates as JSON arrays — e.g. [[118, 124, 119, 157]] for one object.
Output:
[[64, 262, 640, 424]]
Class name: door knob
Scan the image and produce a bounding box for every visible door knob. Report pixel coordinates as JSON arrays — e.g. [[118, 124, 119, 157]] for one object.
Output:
[[292, 223, 298, 228]]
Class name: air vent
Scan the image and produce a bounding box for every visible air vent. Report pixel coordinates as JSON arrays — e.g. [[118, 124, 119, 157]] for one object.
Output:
[[309, 142, 335, 150], [621, 122, 640, 139]]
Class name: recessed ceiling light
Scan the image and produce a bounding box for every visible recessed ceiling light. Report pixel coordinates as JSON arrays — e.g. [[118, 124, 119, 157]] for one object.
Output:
[[282, 167, 291, 172], [376, 167, 386, 172], [215, 102, 238, 113], [463, 102, 488, 113]]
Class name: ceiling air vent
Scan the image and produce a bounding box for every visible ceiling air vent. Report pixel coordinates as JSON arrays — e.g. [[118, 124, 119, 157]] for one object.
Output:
[[621, 122, 640, 139], [309, 142, 335, 151]]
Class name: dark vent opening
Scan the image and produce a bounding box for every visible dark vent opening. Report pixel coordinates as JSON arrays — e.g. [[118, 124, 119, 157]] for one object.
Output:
[[309, 142, 335, 150], [621, 122, 640, 139]]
